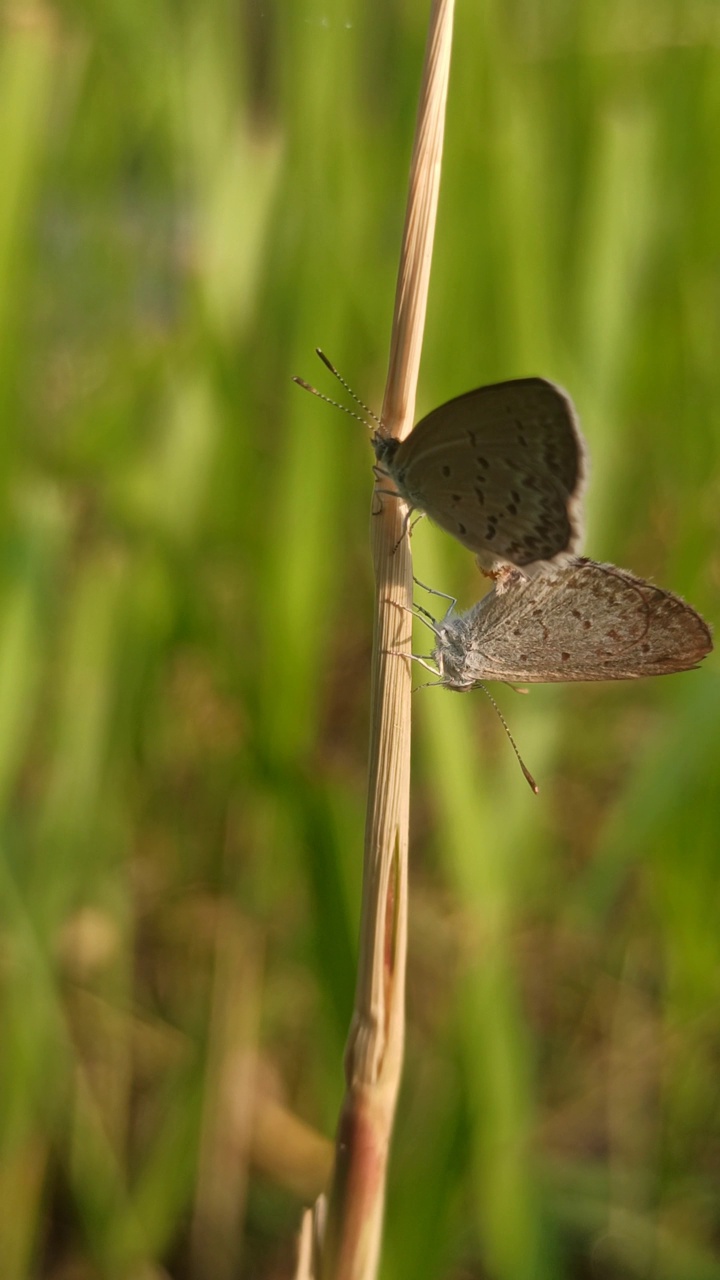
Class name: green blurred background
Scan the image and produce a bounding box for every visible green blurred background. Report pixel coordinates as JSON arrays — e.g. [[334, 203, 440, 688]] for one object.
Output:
[[1, 1, 719, 1277]]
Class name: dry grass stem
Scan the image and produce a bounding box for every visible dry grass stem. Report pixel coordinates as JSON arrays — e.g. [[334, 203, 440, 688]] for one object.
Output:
[[302, 3, 457, 1278]]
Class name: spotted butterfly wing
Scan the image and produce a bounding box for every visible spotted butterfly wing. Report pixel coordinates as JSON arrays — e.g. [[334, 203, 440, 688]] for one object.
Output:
[[431, 559, 712, 688], [374, 378, 586, 573]]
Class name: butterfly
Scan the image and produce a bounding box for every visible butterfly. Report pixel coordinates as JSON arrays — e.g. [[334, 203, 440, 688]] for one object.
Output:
[[412, 559, 712, 689], [373, 377, 587, 574], [294, 353, 587, 574]]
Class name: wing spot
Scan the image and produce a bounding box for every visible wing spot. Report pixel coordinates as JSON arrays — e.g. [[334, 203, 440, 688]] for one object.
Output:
[[457, 522, 467, 536], [561, 651, 570, 662], [442, 465, 451, 477], [475, 487, 485, 505], [506, 503, 517, 515]]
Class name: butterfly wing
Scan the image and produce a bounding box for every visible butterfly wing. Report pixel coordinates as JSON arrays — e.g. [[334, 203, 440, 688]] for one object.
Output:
[[386, 378, 586, 572], [447, 559, 712, 685]]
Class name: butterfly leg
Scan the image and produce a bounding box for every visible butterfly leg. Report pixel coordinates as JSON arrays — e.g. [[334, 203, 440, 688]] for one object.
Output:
[[412, 577, 458, 611], [412, 601, 439, 626], [408, 653, 441, 678], [380, 648, 443, 686], [371, 463, 400, 497], [391, 503, 418, 553], [383, 596, 442, 640]]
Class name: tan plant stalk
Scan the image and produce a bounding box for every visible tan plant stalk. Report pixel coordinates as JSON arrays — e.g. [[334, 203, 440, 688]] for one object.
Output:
[[297, 3, 456, 1277]]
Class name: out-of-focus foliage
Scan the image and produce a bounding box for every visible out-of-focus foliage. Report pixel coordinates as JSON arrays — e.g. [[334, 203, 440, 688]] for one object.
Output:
[[0, 1, 718, 1277]]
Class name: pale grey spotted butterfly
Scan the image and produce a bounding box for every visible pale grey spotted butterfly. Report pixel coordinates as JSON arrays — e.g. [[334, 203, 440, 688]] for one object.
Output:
[[408, 558, 712, 791], [414, 559, 712, 689]]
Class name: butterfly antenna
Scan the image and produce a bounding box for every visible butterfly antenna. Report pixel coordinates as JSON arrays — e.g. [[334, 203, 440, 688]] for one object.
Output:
[[315, 349, 383, 427], [478, 682, 539, 795], [292, 376, 374, 430]]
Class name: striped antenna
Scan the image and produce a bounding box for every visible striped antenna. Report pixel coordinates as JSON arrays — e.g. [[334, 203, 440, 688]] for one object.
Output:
[[477, 682, 539, 794], [291, 374, 374, 430], [314, 350, 382, 427]]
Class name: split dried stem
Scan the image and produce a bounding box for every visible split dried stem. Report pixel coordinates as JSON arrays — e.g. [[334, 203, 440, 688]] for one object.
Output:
[[300, 3, 457, 1278]]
